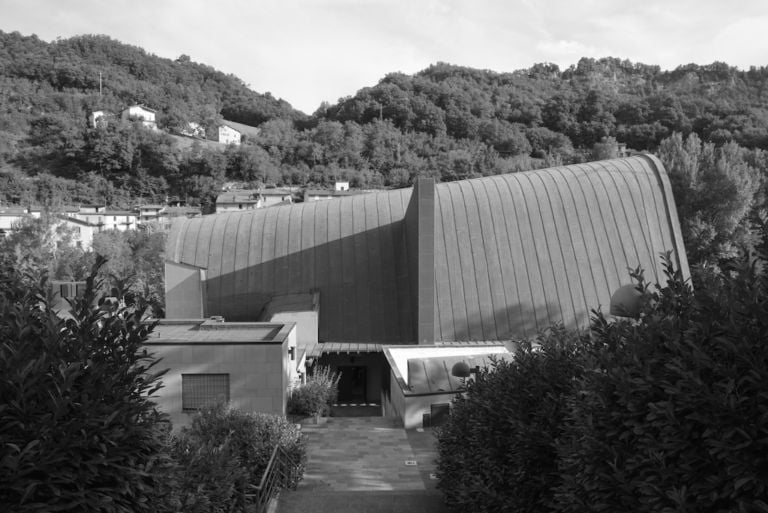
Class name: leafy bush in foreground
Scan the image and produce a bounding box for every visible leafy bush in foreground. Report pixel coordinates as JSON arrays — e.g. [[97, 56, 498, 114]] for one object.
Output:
[[436, 328, 587, 513], [436, 253, 768, 513], [554, 257, 768, 512], [171, 405, 307, 512], [0, 258, 172, 512]]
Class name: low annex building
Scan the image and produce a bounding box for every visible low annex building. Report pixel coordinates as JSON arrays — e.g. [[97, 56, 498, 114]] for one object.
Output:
[[145, 318, 302, 428], [163, 155, 689, 428]]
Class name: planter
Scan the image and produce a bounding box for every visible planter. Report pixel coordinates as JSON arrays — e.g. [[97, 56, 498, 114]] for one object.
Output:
[[297, 413, 327, 426]]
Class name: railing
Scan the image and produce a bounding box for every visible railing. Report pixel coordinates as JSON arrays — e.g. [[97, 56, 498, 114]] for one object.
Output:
[[243, 445, 301, 513]]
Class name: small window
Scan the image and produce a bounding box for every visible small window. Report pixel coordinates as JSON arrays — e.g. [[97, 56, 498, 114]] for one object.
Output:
[[182, 374, 230, 412]]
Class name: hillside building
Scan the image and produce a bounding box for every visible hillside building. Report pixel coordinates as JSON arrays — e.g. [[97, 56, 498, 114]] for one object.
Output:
[[121, 104, 158, 130]]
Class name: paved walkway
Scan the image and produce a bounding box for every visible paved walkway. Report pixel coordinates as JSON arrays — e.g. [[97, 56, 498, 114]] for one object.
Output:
[[275, 417, 448, 513]]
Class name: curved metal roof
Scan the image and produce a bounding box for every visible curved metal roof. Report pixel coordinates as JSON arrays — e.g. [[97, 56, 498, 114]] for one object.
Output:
[[431, 154, 687, 340], [167, 155, 688, 343], [167, 188, 415, 342]]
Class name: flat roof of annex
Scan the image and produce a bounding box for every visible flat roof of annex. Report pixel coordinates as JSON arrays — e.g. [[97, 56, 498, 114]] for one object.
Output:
[[145, 318, 295, 345]]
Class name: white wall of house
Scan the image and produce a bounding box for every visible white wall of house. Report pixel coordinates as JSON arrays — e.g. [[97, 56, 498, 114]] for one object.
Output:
[[121, 105, 158, 130], [218, 125, 242, 145]]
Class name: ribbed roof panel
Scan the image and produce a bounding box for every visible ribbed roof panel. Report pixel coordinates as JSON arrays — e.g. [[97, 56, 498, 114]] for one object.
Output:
[[168, 188, 413, 342], [432, 155, 688, 340], [167, 155, 687, 344]]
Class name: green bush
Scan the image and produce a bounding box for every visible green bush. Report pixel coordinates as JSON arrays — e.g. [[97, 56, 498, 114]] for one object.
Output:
[[0, 258, 174, 511], [171, 405, 307, 512], [287, 365, 340, 417], [553, 256, 768, 512], [436, 327, 587, 513], [436, 253, 768, 512]]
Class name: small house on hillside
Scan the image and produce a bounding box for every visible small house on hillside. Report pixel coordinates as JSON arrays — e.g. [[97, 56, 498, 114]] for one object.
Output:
[[121, 105, 158, 130], [222, 120, 261, 143], [90, 110, 116, 128], [218, 124, 242, 145], [217, 120, 262, 145]]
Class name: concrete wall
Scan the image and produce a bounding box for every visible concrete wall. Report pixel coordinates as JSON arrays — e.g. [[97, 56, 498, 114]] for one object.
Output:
[[165, 262, 206, 318], [383, 366, 406, 425], [148, 334, 294, 429], [269, 310, 318, 351], [402, 393, 456, 430]]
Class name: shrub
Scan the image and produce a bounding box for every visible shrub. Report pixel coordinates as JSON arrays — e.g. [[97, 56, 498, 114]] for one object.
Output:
[[554, 255, 768, 512], [171, 405, 307, 512], [0, 257, 174, 511], [436, 327, 587, 513], [436, 253, 768, 513], [287, 365, 340, 417]]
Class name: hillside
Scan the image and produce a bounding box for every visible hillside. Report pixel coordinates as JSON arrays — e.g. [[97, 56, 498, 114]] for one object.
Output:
[[1, 31, 767, 227]]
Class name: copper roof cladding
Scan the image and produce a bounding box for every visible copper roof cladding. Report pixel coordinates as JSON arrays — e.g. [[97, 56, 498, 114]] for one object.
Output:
[[166, 155, 689, 344], [167, 188, 415, 342], [431, 154, 688, 341]]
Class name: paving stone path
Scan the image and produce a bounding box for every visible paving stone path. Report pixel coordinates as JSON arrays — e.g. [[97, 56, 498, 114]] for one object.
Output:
[[275, 417, 448, 513]]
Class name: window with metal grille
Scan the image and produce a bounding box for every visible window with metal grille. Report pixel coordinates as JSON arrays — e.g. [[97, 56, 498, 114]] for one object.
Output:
[[182, 374, 230, 411]]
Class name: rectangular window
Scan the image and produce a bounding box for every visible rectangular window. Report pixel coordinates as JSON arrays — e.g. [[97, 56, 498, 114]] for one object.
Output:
[[182, 374, 229, 412]]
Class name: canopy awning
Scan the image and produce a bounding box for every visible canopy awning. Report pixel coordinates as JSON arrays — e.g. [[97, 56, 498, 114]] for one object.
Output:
[[306, 342, 383, 358]]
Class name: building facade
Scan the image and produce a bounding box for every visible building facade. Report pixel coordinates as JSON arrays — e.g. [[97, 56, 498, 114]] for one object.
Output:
[[164, 155, 690, 427]]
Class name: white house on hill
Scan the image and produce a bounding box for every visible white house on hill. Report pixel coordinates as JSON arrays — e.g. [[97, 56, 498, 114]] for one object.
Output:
[[121, 105, 158, 130]]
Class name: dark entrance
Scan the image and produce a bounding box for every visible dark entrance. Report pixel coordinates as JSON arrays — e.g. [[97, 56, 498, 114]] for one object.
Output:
[[337, 365, 367, 403]]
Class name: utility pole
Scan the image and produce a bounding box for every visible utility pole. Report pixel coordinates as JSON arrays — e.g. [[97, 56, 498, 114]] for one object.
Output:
[[99, 72, 102, 97]]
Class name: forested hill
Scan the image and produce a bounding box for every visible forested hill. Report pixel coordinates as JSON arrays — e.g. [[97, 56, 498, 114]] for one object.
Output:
[[0, 30, 303, 134], [1, 30, 767, 254], [321, 59, 768, 152]]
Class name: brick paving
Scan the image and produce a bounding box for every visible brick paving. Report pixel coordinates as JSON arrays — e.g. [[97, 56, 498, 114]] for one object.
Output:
[[275, 417, 448, 513]]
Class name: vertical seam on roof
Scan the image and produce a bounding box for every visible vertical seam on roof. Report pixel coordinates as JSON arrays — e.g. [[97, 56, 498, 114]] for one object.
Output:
[[576, 162, 623, 282], [455, 183, 477, 339], [638, 154, 689, 278], [468, 179, 495, 340], [391, 189, 408, 342], [638, 159, 667, 261], [436, 188, 455, 341], [517, 172, 555, 327], [617, 158, 658, 271], [359, 195, 370, 341], [257, 208, 267, 294], [244, 212, 255, 304], [610, 159, 652, 270], [503, 174, 538, 335], [595, 161, 633, 266], [528, 171, 569, 327], [231, 212, 245, 314], [554, 165, 603, 314], [490, 176, 523, 338], [173, 217, 188, 263], [542, 167, 589, 327], [481, 177, 513, 338], [372, 194, 382, 341], [214, 214, 233, 315]]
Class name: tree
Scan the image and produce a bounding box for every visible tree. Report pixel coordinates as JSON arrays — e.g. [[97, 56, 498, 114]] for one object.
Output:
[[658, 133, 761, 267], [0, 258, 174, 511]]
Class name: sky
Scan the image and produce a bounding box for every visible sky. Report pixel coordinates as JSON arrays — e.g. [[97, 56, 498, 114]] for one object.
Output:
[[2, 0, 768, 114]]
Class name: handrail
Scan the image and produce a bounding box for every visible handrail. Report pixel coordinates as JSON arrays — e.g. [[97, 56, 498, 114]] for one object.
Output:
[[244, 445, 301, 513]]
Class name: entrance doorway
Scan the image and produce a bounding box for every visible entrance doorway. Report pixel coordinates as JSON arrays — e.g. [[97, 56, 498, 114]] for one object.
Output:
[[337, 365, 367, 403]]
